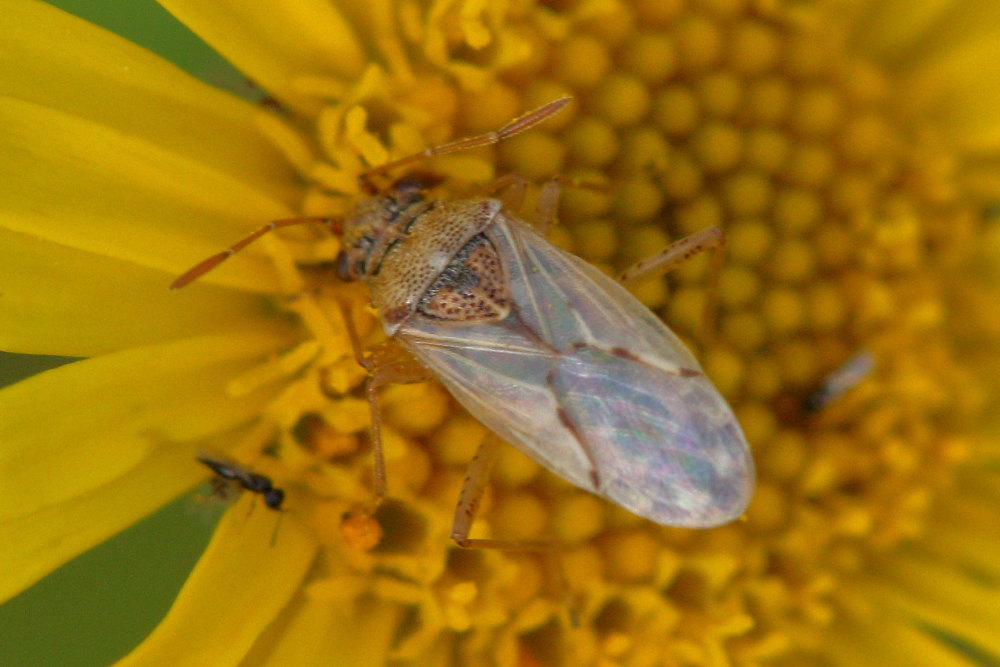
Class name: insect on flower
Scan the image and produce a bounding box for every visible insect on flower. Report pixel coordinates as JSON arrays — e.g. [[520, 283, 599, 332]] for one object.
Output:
[[196, 454, 286, 512], [804, 351, 876, 412], [173, 98, 755, 547]]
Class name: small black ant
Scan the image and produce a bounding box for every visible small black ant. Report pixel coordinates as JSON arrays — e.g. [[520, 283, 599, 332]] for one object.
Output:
[[197, 454, 285, 511], [197, 455, 286, 545]]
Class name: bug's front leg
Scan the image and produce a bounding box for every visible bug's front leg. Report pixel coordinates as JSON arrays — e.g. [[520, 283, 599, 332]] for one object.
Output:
[[450, 434, 552, 550], [469, 173, 530, 210], [334, 299, 430, 509], [530, 177, 608, 236], [532, 178, 563, 237], [618, 226, 726, 350], [475, 175, 563, 236]]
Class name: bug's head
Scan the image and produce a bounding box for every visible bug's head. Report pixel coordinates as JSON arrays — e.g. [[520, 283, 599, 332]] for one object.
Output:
[[336, 171, 443, 282]]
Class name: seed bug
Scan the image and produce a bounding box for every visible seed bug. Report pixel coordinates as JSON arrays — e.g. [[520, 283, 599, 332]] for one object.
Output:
[[174, 98, 755, 546]]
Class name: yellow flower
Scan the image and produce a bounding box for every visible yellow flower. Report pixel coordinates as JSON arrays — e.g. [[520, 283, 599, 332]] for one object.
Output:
[[2, 0, 999, 664]]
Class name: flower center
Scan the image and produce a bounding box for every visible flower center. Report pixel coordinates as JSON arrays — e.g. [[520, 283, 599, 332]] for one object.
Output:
[[248, 0, 984, 661]]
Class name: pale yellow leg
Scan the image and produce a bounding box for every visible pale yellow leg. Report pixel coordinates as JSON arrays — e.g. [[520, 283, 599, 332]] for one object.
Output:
[[365, 359, 429, 505], [450, 434, 552, 550], [335, 300, 429, 508], [532, 178, 563, 237], [468, 173, 531, 212]]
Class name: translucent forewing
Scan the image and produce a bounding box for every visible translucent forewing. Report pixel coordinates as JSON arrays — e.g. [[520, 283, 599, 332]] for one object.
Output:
[[394, 211, 754, 527]]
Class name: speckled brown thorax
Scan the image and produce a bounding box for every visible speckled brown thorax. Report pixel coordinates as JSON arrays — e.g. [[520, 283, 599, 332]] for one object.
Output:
[[355, 195, 511, 334], [417, 233, 510, 322]]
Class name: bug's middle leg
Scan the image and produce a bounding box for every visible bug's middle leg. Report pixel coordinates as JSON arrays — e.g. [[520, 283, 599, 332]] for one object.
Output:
[[618, 226, 726, 349]]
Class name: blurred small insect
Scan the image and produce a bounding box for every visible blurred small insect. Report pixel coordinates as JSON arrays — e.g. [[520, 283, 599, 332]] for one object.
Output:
[[197, 454, 286, 510], [174, 98, 754, 547], [804, 351, 875, 412], [197, 455, 285, 544]]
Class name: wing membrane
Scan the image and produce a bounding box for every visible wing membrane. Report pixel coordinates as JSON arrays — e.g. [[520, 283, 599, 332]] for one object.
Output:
[[396, 213, 754, 526], [551, 347, 752, 526]]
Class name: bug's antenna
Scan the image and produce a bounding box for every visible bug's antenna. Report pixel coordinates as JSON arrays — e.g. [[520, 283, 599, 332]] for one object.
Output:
[[171, 217, 341, 289], [361, 97, 572, 181]]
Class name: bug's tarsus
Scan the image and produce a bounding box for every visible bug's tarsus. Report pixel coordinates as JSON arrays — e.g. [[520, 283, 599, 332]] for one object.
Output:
[[171, 216, 341, 289]]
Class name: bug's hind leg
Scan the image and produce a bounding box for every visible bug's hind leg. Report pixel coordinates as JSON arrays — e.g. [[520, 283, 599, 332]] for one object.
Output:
[[451, 434, 579, 628], [450, 433, 552, 550], [617, 226, 726, 351]]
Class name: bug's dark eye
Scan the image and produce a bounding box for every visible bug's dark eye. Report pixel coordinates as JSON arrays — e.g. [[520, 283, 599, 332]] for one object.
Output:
[[336, 251, 355, 281]]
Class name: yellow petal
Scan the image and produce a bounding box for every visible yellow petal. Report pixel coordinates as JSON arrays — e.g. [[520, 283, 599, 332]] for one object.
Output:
[[828, 614, 972, 666], [902, 0, 1000, 64], [0, 0, 297, 206], [0, 438, 205, 602], [0, 228, 293, 357], [911, 34, 1000, 153], [854, 0, 1000, 152], [116, 496, 318, 667], [874, 552, 1000, 658], [0, 95, 289, 292], [242, 595, 403, 666], [0, 334, 289, 526], [157, 0, 366, 115], [852, 0, 954, 62]]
